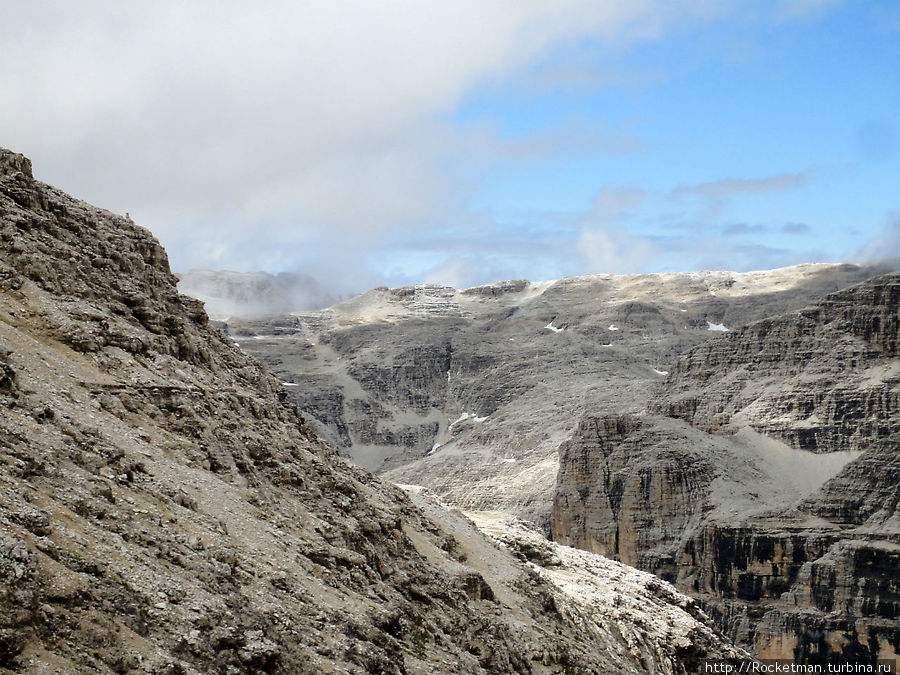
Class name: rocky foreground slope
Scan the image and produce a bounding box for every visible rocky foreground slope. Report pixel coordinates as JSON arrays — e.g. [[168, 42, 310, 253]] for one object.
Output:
[[552, 273, 900, 662], [0, 149, 748, 673], [226, 262, 884, 527]]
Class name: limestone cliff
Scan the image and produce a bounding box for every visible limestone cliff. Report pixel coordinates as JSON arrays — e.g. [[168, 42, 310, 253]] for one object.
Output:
[[551, 274, 900, 664]]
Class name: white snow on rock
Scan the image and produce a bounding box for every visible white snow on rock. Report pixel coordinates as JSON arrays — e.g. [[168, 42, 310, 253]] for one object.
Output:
[[428, 442, 442, 455], [545, 321, 564, 333], [466, 512, 750, 668], [281, 382, 299, 387], [653, 369, 669, 376], [450, 412, 488, 428], [449, 412, 470, 429], [706, 321, 729, 332], [502, 458, 516, 463], [607, 324, 619, 331]]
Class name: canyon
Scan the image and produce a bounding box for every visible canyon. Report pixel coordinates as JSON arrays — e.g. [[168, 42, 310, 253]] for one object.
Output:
[[220, 253, 898, 665], [3, 143, 894, 671]]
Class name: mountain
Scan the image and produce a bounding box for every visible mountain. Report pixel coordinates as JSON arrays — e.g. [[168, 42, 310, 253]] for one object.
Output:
[[224, 264, 885, 527], [552, 273, 899, 662], [176, 269, 337, 320], [221, 257, 898, 664], [0, 149, 748, 673]]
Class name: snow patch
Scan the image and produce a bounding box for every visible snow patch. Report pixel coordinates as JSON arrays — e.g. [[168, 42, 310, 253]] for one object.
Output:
[[607, 324, 619, 331], [545, 322, 564, 333], [501, 458, 516, 463], [428, 443, 442, 455], [706, 321, 729, 332], [449, 412, 471, 427], [281, 382, 299, 387], [450, 411, 487, 429], [652, 369, 669, 376]]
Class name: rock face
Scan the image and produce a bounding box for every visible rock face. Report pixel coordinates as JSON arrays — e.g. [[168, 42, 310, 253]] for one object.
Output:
[[656, 277, 900, 452], [222, 263, 886, 527], [0, 147, 744, 673], [551, 274, 900, 664], [177, 269, 337, 320]]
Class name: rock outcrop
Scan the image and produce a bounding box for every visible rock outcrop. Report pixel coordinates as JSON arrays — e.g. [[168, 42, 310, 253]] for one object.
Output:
[[0, 147, 743, 673], [551, 274, 900, 664]]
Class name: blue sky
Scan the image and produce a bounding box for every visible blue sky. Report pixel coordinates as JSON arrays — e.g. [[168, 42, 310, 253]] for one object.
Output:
[[2, 1, 898, 292], [425, 1, 899, 283]]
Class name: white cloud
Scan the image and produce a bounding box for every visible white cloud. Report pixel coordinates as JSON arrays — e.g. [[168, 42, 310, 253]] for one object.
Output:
[[577, 227, 657, 274], [0, 1, 853, 289], [0, 1, 745, 280], [850, 215, 900, 266]]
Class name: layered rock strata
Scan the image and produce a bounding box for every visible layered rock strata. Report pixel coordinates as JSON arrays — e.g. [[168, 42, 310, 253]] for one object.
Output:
[[552, 274, 900, 664]]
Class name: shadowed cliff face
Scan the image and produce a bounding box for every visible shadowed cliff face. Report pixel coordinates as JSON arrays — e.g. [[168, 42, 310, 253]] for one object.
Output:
[[551, 274, 900, 664], [0, 148, 745, 674]]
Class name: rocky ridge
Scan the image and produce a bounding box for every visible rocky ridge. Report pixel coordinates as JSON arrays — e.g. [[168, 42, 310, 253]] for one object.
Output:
[[551, 274, 900, 663], [215, 233, 898, 664], [0, 147, 743, 673]]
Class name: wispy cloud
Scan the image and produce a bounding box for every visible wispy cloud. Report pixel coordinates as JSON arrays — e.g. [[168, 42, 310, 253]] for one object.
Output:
[[590, 187, 646, 220], [850, 214, 900, 265], [674, 172, 809, 200], [781, 222, 811, 234], [722, 222, 767, 237], [577, 227, 658, 275], [777, 0, 844, 20]]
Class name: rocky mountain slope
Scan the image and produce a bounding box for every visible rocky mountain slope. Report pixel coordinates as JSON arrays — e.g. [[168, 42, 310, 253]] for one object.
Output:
[[0, 148, 748, 673], [224, 262, 885, 527], [552, 273, 899, 663]]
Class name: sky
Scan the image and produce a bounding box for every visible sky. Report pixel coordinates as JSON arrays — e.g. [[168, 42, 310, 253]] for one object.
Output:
[[1, 0, 898, 293]]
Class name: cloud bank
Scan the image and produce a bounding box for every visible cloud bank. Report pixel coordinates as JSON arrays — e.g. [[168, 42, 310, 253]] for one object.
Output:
[[2, 0, 893, 292]]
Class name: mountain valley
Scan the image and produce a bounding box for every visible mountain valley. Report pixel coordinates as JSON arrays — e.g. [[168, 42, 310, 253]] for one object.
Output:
[[0, 148, 750, 673], [224, 258, 898, 664]]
